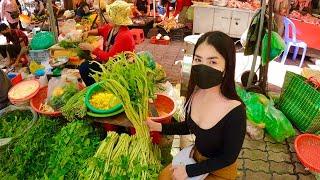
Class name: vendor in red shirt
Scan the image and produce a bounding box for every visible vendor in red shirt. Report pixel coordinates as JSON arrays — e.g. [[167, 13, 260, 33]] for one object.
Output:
[[0, 23, 29, 67], [164, 0, 192, 24], [132, 0, 151, 17], [78, 0, 135, 86]]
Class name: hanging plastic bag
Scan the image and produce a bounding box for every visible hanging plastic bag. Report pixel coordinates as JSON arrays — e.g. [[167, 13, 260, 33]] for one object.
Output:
[[264, 101, 296, 142], [261, 31, 286, 66], [30, 31, 55, 50]]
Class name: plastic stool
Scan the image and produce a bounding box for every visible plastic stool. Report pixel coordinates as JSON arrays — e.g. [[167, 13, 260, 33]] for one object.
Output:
[[130, 29, 145, 44]]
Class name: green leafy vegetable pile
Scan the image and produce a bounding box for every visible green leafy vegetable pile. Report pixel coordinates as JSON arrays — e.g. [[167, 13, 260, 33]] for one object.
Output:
[[0, 110, 33, 138], [0, 116, 63, 179], [80, 132, 161, 180], [59, 40, 79, 49], [45, 120, 100, 179], [61, 87, 88, 122], [49, 83, 79, 110], [59, 40, 92, 61]]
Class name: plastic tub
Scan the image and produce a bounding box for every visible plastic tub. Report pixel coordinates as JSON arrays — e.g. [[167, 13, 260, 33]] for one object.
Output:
[[150, 36, 170, 45], [131, 93, 176, 144], [295, 134, 320, 173], [148, 93, 176, 123], [30, 86, 61, 117], [8, 80, 40, 105], [85, 83, 123, 114], [10, 73, 22, 86]]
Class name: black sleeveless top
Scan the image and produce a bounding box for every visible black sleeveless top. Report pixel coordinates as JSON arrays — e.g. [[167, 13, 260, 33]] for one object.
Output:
[[162, 105, 246, 177]]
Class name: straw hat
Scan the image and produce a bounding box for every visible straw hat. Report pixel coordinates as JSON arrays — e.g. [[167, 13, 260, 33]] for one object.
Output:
[[105, 0, 133, 26]]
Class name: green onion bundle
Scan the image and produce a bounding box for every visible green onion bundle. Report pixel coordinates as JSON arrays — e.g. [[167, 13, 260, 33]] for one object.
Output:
[[88, 52, 161, 179]]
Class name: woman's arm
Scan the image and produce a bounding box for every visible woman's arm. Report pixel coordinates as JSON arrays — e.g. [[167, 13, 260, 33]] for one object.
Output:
[[165, 3, 170, 18], [147, 0, 151, 15], [147, 117, 190, 135], [38, 2, 45, 15], [161, 120, 190, 135], [185, 106, 246, 177], [87, 29, 99, 36], [172, 0, 183, 17]]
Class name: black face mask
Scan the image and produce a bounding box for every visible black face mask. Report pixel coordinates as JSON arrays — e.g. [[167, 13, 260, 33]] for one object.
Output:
[[191, 64, 224, 89]]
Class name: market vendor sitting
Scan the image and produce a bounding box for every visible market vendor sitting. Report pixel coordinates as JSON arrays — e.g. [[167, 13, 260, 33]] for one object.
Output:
[[0, 23, 29, 67], [133, 0, 151, 17], [0, 69, 11, 110], [164, 0, 192, 24], [75, 2, 91, 22], [78, 0, 135, 86], [34, 0, 46, 17]]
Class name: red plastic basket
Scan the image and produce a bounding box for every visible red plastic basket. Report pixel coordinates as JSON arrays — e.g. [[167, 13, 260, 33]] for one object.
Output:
[[30, 83, 84, 117], [10, 73, 22, 86], [295, 134, 320, 173], [150, 36, 170, 45], [149, 93, 176, 123], [131, 93, 176, 144], [30, 86, 61, 117], [8, 80, 40, 105]]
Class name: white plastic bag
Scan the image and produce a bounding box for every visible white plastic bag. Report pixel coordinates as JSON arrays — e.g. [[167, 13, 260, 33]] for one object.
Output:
[[172, 145, 209, 180], [60, 19, 77, 35]]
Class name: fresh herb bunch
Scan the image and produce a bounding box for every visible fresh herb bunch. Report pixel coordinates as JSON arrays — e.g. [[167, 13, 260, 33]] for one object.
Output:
[[50, 83, 79, 110], [0, 110, 33, 138], [0, 116, 63, 179], [91, 52, 162, 179], [80, 132, 161, 180], [45, 121, 100, 179], [59, 40, 79, 49], [61, 87, 88, 122]]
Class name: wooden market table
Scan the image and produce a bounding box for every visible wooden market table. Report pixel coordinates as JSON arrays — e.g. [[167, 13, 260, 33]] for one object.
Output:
[[129, 17, 155, 36], [93, 113, 133, 127]]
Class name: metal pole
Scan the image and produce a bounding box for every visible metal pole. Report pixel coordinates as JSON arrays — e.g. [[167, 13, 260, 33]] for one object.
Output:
[[47, 0, 58, 43], [247, 0, 266, 88], [98, 0, 104, 26], [246, 0, 267, 89], [153, 0, 156, 22], [261, 0, 273, 93]]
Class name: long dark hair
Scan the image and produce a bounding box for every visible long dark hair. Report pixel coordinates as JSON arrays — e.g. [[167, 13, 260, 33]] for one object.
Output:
[[186, 31, 241, 104]]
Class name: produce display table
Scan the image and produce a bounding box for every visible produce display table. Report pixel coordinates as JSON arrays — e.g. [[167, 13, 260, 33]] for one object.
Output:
[[93, 113, 133, 127], [290, 18, 320, 50], [129, 17, 155, 36]]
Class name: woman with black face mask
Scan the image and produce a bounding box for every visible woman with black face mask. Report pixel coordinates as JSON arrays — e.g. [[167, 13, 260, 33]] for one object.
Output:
[[147, 31, 246, 180]]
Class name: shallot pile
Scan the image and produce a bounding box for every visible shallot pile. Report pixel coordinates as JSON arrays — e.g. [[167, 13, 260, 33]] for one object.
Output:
[[289, 10, 320, 26], [227, 0, 261, 10]]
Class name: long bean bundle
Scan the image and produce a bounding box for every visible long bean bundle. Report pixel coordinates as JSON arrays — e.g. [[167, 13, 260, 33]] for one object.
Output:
[[61, 87, 88, 121], [91, 52, 161, 179]]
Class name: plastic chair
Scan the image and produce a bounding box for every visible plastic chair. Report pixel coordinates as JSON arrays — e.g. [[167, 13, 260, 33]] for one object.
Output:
[[130, 29, 145, 45], [281, 17, 307, 68]]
